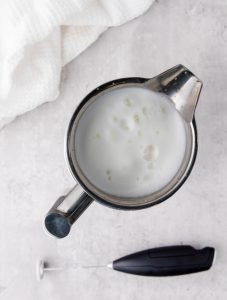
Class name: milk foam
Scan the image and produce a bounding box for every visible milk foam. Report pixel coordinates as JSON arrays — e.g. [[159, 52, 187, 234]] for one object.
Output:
[[75, 87, 186, 197]]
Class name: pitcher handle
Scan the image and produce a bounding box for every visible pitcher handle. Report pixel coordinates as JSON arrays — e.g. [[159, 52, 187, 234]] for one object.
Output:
[[44, 185, 93, 238]]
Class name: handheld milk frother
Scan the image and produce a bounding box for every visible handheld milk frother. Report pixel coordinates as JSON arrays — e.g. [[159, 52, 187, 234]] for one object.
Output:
[[44, 64, 202, 238], [36, 245, 214, 280]]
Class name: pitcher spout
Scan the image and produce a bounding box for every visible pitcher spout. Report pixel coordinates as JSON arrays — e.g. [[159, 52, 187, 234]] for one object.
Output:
[[145, 65, 203, 123]]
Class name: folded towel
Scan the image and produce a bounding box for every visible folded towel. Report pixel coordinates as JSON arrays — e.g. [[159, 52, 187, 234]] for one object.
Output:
[[0, 0, 154, 129]]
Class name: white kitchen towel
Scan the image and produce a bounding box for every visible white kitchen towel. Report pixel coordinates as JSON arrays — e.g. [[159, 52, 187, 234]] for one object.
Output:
[[0, 0, 154, 129]]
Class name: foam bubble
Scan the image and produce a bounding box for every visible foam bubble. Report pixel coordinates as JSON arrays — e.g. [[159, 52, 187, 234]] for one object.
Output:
[[143, 144, 159, 161]]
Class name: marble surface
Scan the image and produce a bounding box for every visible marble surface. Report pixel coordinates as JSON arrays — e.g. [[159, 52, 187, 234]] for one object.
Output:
[[1, 0, 227, 299]]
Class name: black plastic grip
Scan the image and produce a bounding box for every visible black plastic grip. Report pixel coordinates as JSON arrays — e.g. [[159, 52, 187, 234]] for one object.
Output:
[[112, 245, 215, 276]]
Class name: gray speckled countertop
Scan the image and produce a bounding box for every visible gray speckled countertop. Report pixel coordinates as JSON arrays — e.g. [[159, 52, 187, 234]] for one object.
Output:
[[1, 0, 227, 299]]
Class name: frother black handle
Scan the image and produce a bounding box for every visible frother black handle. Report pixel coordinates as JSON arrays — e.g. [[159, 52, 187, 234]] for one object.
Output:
[[112, 246, 215, 276]]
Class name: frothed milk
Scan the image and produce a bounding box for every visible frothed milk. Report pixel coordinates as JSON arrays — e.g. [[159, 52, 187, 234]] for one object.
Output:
[[75, 87, 186, 197]]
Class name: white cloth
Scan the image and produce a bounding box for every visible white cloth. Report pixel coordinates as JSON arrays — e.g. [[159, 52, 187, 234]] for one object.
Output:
[[0, 0, 154, 129]]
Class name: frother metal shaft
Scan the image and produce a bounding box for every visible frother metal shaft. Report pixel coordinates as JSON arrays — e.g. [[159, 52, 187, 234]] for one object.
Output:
[[36, 260, 110, 280]]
